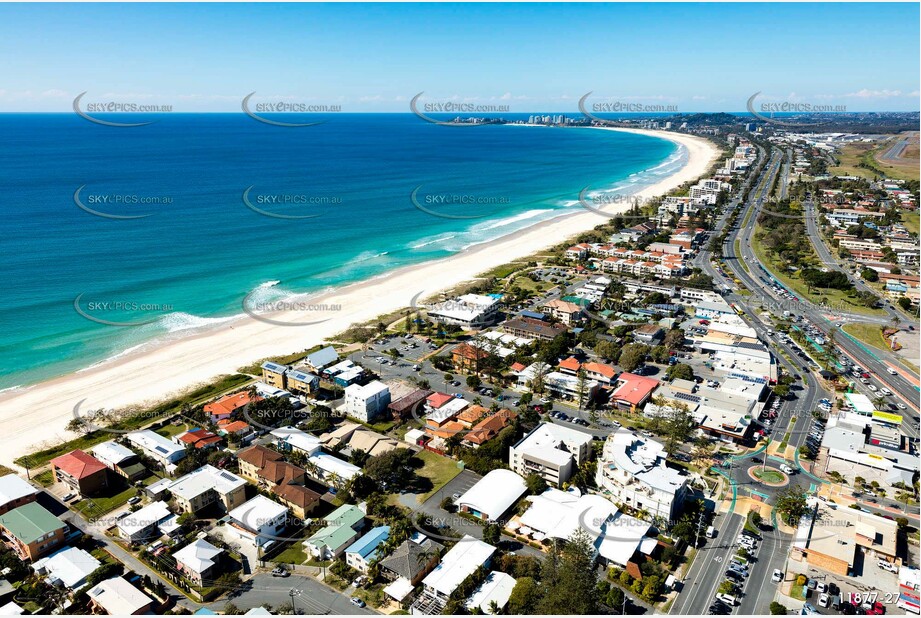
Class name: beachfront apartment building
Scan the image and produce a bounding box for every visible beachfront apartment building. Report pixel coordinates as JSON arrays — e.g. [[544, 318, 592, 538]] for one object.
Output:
[[595, 429, 688, 520], [167, 465, 247, 515], [509, 422, 593, 487], [427, 294, 501, 329], [343, 380, 391, 423], [50, 450, 108, 497]]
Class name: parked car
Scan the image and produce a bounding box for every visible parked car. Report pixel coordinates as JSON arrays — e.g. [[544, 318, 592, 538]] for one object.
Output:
[[771, 569, 783, 583], [271, 567, 289, 577], [350, 597, 366, 608]]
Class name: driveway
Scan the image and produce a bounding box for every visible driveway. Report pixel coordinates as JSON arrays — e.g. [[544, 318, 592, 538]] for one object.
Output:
[[212, 573, 377, 615]]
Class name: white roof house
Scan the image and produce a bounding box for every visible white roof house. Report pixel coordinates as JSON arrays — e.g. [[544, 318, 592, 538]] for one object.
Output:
[[127, 430, 186, 464], [116, 500, 172, 540], [456, 470, 527, 521], [168, 465, 246, 502], [304, 346, 339, 370], [92, 441, 137, 468], [308, 452, 361, 484], [0, 601, 24, 615], [271, 426, 322, 455], [518, 488, 652, 567], [33, 546, 101, 589], [422, 536, 496, 598], [228, 495, 289, 546], [466, 571, 517, 614], [428, 398, 469, 424], [0, 475, 38, 510], [173, 538, 223, 575], [87, 576, 153, 615]]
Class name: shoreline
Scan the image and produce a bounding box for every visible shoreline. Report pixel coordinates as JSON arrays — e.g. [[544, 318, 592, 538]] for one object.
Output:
[[0, 127, 720, 466]]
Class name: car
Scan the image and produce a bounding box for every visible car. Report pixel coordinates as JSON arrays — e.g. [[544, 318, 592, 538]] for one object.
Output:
[[780, 464, 795, 474], [62, 493, 76, 502], [452, 492, 462, 501], [127, 496, 141, 505], [271, 567, 289, 577], [350, 597, 366, 608], [887, 367, 898, 375], [771, 569, 783, 583], [819, 593, 831, 608], [868, 385, 878, 392], [725, 570, 744, 582], [897, 403, 907, 410], [807, 578, 818, 590], [715, 593, 737, 606], [816, 583, 827, 594]]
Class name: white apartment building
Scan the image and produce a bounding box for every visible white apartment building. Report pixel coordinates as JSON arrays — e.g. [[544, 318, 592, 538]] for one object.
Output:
[[427, 294, 501, 328], [343, 380, 391, 423], [509, 423, 593, 487], [595, 430, 688, 519]]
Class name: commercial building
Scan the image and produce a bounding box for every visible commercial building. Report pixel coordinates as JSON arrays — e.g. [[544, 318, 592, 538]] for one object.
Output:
[[427, 294, 501, 328], [455, 470, 527, 522], [509, 423, 592, 487], [609, 373, 660, 412], [792, 503, 898, 576]]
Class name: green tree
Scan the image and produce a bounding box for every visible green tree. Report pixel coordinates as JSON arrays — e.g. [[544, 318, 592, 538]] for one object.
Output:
[[666, 362, 694, 381], [483, 523, 501, 546], [770, 601, 788, 615], [618, 343, 649, 373], [508, 577, 540, 614], [536, 531, 599, 614], [526, 474, 548, 495], [774, 485, 810, 525]]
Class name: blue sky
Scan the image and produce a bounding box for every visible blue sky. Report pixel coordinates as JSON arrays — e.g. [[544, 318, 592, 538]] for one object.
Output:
[[1, 3, 918, 112]]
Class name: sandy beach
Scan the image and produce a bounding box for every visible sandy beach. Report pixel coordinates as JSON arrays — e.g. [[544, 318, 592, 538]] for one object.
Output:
[[0, 127, 719, 467]]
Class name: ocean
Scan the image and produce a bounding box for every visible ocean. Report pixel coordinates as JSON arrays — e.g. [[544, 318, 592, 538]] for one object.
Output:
[[0, 113, 681, 390]]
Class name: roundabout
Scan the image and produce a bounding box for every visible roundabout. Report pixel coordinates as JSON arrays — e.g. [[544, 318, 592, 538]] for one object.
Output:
[[748, 465, 789, 487]]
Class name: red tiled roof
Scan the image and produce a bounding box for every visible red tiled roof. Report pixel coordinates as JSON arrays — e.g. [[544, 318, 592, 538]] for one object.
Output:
[[218, 420, 251, 434], [452, 343, 489, 361], [204, 391, 263, 418], [582, 362, 617, 379], [426, 421, 466, 439], [178, 429, 223, 448], [426, 392, 455, 409], [558, 357, 582, 372], [237, 445, 283, 468], [463, 409, 517, 445], [510, 362, 527, 373], [611, 373, 660, 406], [51, 450, 106, 479]]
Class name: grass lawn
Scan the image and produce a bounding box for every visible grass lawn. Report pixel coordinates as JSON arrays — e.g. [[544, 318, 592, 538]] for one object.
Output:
[[155, 423, 189, 438], [73, 474, 157, 519], [751, 224, 885, 318], [842, 323, 888, 352], [415, 450, 464, 501], [510, 275, 549, 295], [273, 542, 310, 565], [33, 469, 55, 487], [902, 211, 920, 236], [829, 142, 878, 180], [752, 468, 786, 484]]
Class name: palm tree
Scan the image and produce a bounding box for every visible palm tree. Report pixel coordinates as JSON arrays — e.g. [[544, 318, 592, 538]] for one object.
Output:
[[873, 396, 887, 410]]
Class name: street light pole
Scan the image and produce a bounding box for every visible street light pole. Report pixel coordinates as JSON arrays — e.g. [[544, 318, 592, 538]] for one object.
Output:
[[289, 588, 302, 615]]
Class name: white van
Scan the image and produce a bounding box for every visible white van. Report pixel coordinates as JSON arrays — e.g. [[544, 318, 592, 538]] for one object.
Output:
[[886, 367, 898, 375], [707, 525, 716, 538], [716, 594, 737, 606]]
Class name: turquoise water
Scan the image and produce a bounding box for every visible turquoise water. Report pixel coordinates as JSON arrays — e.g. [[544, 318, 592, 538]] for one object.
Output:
[[0, 113, 680, 389]]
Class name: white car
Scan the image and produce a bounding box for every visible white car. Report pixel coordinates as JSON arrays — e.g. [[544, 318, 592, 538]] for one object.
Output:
[[780, 464, 795, 474], [716, 593, 737, 606], [818, 593, 830, 608], [771, 569, 784, 583], [868, 385, 878, 392], [887, 367, 898, 375]]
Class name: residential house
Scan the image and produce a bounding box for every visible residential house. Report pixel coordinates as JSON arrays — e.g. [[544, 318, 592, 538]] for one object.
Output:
[[462, 410, 516, 448], [116, 501, 173, 543], [411, 536, 496, 615], [502, 317, 567, 342], [91, 442, 147, 482], [303, 346, 339, 372], [381, 534, 444, 604], [388, 388, 432, 421], [176, 428, 223, 450], [0, 503, 67, 560], [0, 475, 38, 516], [126, 431, 187, 470], [33, 546, 101, 590], [216, 419, 255, 444], [541, 299, 584, 325], [227, 495, 289, 548], [204, 391, 262, 424], [285, 368, 320, 395], [609, 373, 659, 412], [465, 571, 517, 615], [168, 465, 247, 515], [272, 484, 322, 519], [345, 526, 391, 573], [632, 324, 664, 345], [87, 577, 154, 615], [304, 504, 365, 560], [173, 538, 224, 586], [261, 361, 290, 389], [50, 450, 108, 496]]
